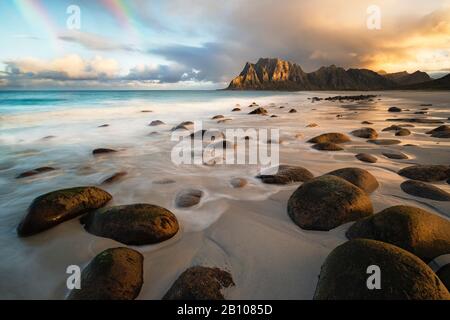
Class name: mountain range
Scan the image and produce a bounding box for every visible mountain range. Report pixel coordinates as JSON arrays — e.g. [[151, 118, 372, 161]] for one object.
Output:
[[226, 58, 448, 90]]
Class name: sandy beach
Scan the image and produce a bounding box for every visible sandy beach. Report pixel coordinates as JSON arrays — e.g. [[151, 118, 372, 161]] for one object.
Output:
[[0, 90, 449, 299]]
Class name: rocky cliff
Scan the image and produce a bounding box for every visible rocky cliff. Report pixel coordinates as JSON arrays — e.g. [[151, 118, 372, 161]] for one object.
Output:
[[227, 58, 434, 90]]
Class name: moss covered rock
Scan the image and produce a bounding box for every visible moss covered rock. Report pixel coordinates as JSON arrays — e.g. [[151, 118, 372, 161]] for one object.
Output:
[[67, 247, 143, 300], [287, 175, 373, 231], [18, 186, 112, 237], [326, 167, 379, 193], [81, 204, 179, 245], [256, 165, 314, 185], [346, 205, 450, 262], [398, 165, 450, 182], [163, 266, 234, 300], [314, 239, 450, 300]]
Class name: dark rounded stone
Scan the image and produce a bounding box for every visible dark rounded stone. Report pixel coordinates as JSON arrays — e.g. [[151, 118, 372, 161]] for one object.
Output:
[[426, 125, 450, 135], [395, 128, 411, 136], [308, 132, 351, 144], [18, 186, 112, 237], [287, 175, 373, 231], [398, 165, 450, 182], [230, 178, 247, 188], [400, 180, 450, 201], [212, 115, 225, 120], [67, 247, 143, 300], [382, 151, 408, 160], [361, 121, 373, 125], [355, 153, 377, 163], [314, 239, 450, 300], [312, 142, 344, 151], [98, 124, 109, 128], [326, 168, 379, 193], [289, 109, 297, 113], [388, 106, 402, 112], [367, 139, 401, 145], [80, 204, 179, 245], [149, 120, 165, 126], [256, 165, 314, 185], [351, 128, 378, 139], [382, 125, 403, 132], [16, 167, 56, 179], [175, 189, 203, 208], [431, 131, 450, 138], [93, 148, 117, 155], [163, 266, 235, 300], [231, 108, 241, 112], [346, 205, 450, 262]]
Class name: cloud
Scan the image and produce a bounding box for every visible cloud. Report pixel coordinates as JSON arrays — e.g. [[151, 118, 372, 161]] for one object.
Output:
[[58, 31, 141, 52], [2, 55, 120, 83]]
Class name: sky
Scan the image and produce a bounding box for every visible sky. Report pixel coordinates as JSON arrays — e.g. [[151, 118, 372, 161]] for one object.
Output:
[[0, 0, 449, 89]]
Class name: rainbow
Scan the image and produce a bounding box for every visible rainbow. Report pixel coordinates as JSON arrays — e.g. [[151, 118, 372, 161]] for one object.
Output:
[[101, 0, 141, 40], [13, 0, 59, 45]]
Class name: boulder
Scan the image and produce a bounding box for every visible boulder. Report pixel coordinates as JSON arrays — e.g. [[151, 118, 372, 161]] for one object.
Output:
[[355, 153, 377, 163], [67, 247, 143, 300], [163, 266, 234, 300], [351, 128, 378, 139], [400, 180, 450, 201], [287, 175, 373, 231], [312, 142, 343, 151], [314, 239, 450, 300], [232, 108, 241, 112], [308, 132, 350, 144], [398, 165, 450, 182], [431, 131, 450, 138], [212, 115, 224, 120], [382, 125, 403, 132], [361, 121, 373, 125], [326, 168, 379, 193], [18, 186, 112, 237], [346, 205, 450, 262], [175, 189, 203, 208], [80, 204, 179, 245], [289, 109, 297, 113], [256, 165, 314, 185]]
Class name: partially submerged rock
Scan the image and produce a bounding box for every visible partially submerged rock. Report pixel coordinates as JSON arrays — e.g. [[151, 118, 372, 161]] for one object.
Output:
[[212, 115, 224, 120], [80, 204, 179, 245], [346, 205, 450, 262], [149, 120, 165, 126], [426, 125, 450, 135], [18, 186, 112, 237], [163, 266, 234, 300], [230, 178, 247, 188], [175, 189, 203, 208], [382, 151, 408, 160], [355, 153, 377, 163], [367, 139, 401, 145], [398, 165, 450, 182], [67, 247, 143, 300], [395, 128, 411, 136], [308, 132, 350, 144], [400, 180, 450, 201], [101, 171, 127, 185], [314, 239, 450, 300], [16, 166, 56, 179], [248, 107, 268, 115], [312, 142, 344, 151], [287, 175, 373, 231], [256, 165, 314, 185], [437, 265, 450, 291], [326, 168, 379, 193], [289, 109, 297, 113], [93, 148, 117, 155], [388, 106, 402, 112]]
